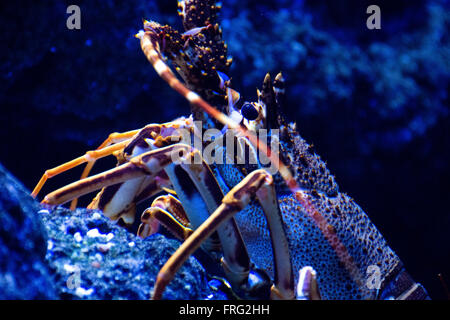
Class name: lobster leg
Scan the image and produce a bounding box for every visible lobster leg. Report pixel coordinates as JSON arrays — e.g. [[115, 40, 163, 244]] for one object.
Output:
[[296, 266, 321, 300], [96, 130, 141, 150], [32, 140, 130, 199], [41, 144, 194, 207], [86, 171, 170, 225], [42, 141, 256, 293], [151, 169, 295, 300], [70, 129, 141, 209], [138, 194, 193, 240]]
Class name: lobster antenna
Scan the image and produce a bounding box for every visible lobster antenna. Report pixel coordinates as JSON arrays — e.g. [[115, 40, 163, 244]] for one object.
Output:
[[137, 29, 366, 296]]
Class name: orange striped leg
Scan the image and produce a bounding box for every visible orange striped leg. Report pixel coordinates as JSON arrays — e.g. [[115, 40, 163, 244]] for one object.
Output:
[[76, 119, 191, 212], [41, 144, 193, 207], [151, 169, 295, 300], [70, 130, 140, 210], [80, 130, 140, 181], [138, 194, 193, 240], [86, 172, 170, 227], [31, 140, 130, 199]]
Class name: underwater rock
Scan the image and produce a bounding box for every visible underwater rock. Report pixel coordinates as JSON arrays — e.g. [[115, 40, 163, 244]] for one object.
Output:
[[0, 163, 56, 299], [39, 206, 219, 300], [0, 162, 220, 300]]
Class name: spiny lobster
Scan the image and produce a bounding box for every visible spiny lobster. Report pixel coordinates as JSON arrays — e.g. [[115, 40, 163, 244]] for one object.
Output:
[[32, 0, 429, 300]]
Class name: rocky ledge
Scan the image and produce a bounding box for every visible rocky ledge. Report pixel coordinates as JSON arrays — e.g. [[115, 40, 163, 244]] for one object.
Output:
[[0, 163, 221, 300]]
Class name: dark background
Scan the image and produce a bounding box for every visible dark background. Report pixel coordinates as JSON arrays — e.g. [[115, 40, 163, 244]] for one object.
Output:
[[0, 0, 448, 299]]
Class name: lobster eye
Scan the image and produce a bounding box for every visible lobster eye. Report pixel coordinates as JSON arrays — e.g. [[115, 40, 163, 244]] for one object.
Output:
[[241, 102, 259, 121]]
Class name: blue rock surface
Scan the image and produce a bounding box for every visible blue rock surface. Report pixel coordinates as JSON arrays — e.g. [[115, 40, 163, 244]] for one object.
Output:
[[40, 207, 218, 300], [0, 162, 220, 300], [0, 163, 56, 299]]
